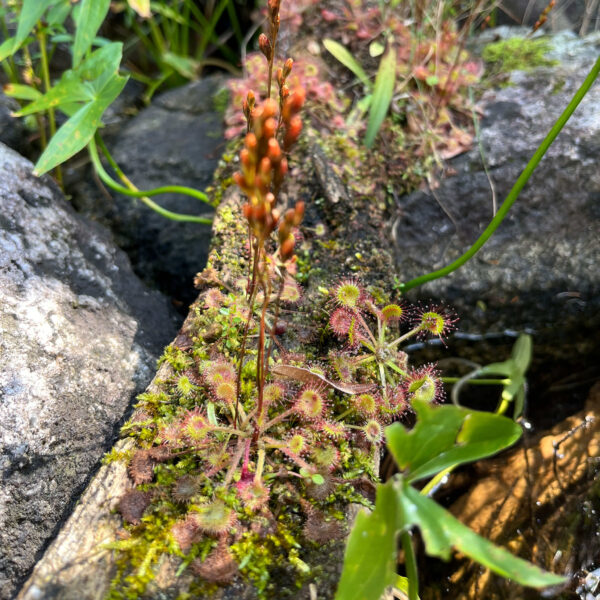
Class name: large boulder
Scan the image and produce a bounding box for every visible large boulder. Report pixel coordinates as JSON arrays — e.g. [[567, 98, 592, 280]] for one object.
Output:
[[0, 91, 30, 157], [393, 29, 600, 422], [0, 143, 178, 599], [68, 75, 227, 308]]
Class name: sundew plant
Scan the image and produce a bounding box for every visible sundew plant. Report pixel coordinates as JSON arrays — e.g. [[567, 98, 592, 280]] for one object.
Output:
[[105, 2, 574, 598]]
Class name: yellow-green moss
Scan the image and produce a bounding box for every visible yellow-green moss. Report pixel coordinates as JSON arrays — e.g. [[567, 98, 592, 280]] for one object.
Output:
[[482, 36, 558, 74]]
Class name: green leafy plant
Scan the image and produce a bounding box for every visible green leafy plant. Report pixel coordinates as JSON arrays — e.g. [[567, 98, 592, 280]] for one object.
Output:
[[447, 333, 532, 419], [335, 399, 566, 600], [2, 0, 214, 222], [116, 0, 245, 97]]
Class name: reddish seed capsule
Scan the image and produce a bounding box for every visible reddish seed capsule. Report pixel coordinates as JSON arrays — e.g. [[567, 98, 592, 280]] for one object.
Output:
[[242, 202, 252, 219], [266, 192, 276, 208]]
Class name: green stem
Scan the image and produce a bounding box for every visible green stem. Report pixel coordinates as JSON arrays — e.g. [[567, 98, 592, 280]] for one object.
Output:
[[441, 377, 509, 385], [95, 135, 212, 205], [38, 26, 62, 188], [88, 138, 213, 224], [400, 530, 419, 600], [420, 465, 452, 496], [398, 55, 600, 293]]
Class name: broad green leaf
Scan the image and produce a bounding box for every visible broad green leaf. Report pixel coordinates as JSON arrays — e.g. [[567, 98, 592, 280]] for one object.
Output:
[[386, 398, 522, 483], [162, 52, 198, 80], [75, 42, 123, 81], [396, 478, 566, 588], [364, 42, 397, 148], [13, 76, 91, 117], [3, 84, 42, 101], [34, 73, 128, 175], [335, 480, 399, 600], [72, 0, 111, 67], [128, 0, 152, 18], [323, 39, 371, 89]]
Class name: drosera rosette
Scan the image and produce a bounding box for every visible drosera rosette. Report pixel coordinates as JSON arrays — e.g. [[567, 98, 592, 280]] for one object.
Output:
[[325, 276, 457, 423]]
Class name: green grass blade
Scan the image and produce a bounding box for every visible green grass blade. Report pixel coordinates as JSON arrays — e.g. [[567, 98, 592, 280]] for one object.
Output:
[[323, 39, 371, 89], [364, 43, 396, 148]]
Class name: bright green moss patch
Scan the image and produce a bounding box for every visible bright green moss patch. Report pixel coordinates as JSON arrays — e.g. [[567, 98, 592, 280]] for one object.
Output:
[[482, 36, 558, 74]]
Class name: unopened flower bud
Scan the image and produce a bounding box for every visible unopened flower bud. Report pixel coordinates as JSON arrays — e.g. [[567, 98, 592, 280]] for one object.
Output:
[[280, 235, 295, 260], [267, 138, 281, 162], [245, 132, 257, 151], [259, 157, 272, 177], [263, 117, 277, 139], [284, 208, 295, 225], [282, 87, 305, 121], [276, 67, 284, 87], [258, 33, 272, 60], [252, 202, 267, 222], [268, 0, 280, 20], [284, 116, 303, 148], [283, 58, 293, 77], [293, 201, 305, 226], [266, 192, 276, 208], [233, 171, 245, 189], [278, 157, 288, 178], [242, 202, 252, 219], [262, 98, 278, 119], [240, 148, 252, 168]]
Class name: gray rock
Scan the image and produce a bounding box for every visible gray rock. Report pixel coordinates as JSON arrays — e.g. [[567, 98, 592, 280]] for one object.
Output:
[[0, 92, 30, 156], [393, 30, 600, 417], [68, 75, 228, 307], [0, 143, 178, 599]]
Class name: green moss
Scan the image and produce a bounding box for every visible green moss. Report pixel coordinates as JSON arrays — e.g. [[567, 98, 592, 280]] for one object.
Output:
[[482, 36, 558, 73], [212, 86, 230, 115]]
